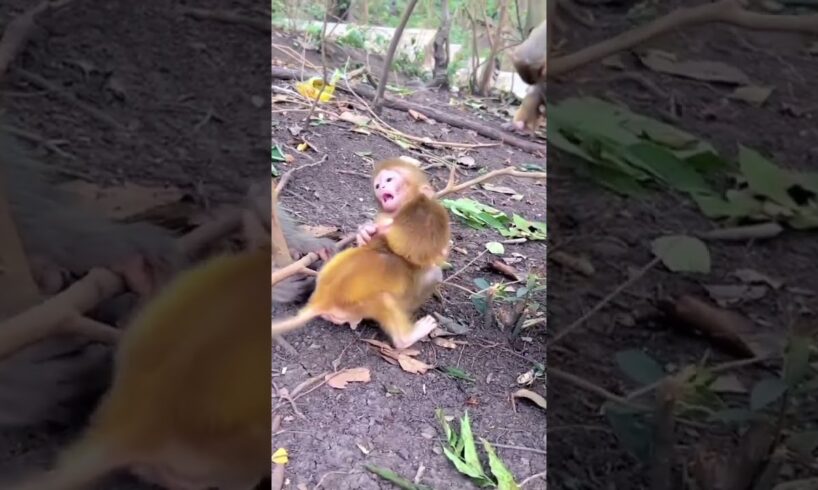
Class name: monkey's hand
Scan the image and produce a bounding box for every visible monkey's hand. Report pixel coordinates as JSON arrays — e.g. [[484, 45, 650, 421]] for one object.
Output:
[[356, 221, 378, 247]]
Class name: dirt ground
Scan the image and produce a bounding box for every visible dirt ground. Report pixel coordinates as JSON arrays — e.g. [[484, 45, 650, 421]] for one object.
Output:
[[0, 1, 270, 488], [546, 2, 818, 488], [270, 31, 547, 490]]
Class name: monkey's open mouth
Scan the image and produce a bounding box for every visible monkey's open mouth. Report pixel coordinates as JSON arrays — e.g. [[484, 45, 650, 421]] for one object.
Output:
[[381, 193, 394, 204]]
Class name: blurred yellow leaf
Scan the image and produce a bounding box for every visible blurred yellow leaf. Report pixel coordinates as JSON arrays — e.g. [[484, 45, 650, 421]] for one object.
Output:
[[295, 77, 335, 102], [272, 447, 288, 464]]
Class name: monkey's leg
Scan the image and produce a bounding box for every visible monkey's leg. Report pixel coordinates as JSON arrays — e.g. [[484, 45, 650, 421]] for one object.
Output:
[[368, 293, 438, 350]]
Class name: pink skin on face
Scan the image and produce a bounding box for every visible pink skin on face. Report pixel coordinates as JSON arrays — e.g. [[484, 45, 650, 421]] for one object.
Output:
[[374, 169, 407, 214]]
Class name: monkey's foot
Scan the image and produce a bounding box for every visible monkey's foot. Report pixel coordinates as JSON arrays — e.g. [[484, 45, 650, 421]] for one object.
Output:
[[392, 315, 438, 350]]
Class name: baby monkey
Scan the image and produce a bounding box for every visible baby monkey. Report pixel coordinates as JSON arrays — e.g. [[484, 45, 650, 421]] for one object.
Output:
[[6, 249, 270, 490], [271, 157, 450, 349]]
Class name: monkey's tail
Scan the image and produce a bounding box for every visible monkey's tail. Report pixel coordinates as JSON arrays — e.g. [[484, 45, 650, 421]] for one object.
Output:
[[271, 307, 318, 336], [6, 437, 125, 490]]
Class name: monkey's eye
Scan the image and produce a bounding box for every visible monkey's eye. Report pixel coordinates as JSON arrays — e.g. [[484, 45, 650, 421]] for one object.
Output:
[[386, 177, 393, 183], [375, 184, 380, 189]]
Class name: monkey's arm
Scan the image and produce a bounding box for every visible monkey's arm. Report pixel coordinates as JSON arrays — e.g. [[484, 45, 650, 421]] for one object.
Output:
[[271, 208, 335, 304], [383, 197, 450, 268]]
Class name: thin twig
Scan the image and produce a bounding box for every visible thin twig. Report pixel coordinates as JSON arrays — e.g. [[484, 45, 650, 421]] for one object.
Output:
[[443, 250, 488, 285], [275, 155, 329, 194], [547, 257, 660, 347], [486, 441, 547, 456], [519, 470, 547, 488]]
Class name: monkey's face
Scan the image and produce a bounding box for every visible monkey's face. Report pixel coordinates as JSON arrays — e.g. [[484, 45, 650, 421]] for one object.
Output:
[[374, 169, 408, 213]]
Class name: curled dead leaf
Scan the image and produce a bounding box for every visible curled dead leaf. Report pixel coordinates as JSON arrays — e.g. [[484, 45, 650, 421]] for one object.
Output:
[[398, 355, 433, 374], [325, 367, 371, 389], [432, 337, 458, 349], [512, 388, 547, 410]]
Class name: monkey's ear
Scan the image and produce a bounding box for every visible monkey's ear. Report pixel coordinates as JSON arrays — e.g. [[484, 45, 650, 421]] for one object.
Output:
[[420, 184, 435, 198]]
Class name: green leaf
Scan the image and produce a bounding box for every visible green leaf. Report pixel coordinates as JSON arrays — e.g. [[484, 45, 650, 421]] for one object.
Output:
[[482, 439, 520, 490], [750, 377, 788, 411], [442, 447, 494, 487], [473, 278, 491, 291], [625, 142, 711, 193], [738, 145, 799, 209], [441, 366, 476, 382], [516, 287, 529, 298], [271, 143, 286, 162], [485, 242, 505, 255], [783, 336, 812, 387], [436, 408, 457, 448], [461, 411, 484, 474], [604, 403, 652, 463], [615, 349, 665, 386], [584, 164, 646, 197], [365, 464, 434, 490], [651, 235, 711, 273], [271, 162, 280, 177]]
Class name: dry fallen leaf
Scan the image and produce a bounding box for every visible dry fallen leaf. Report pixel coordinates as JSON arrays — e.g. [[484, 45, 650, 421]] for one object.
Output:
[[356, 442, 371, 455], [456, 155, 476, 168], [732, 268, 783, 289], [59, 181, 186, 221], [432, 337, 458, 349], [512, 388, 547, 410], [339, 111, 371, 126], [729, 85, 773, 107], [325, 367, 371, 389], [638, 49, 750, 85], [408, 109, 433, 123], [710, 374, 747, 394], [516, 369, 535, 386], [703, 284, 767, 307], [398, 355, 433, 374]]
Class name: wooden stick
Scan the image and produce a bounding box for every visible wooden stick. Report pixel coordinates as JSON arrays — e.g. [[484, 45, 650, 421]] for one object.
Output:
[[550, 0, 818, 77], [436, 166, 546, 198], [371, 0, 420, 113], [0, 0, 75, 81]]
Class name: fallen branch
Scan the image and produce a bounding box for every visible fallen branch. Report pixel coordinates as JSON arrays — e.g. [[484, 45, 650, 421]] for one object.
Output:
[[550, 0, 818, 77], [178, 7, 270, 33], [0, 0, 75, 81], [271, 67, 547, 155], [435, 165, 546, 198]]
